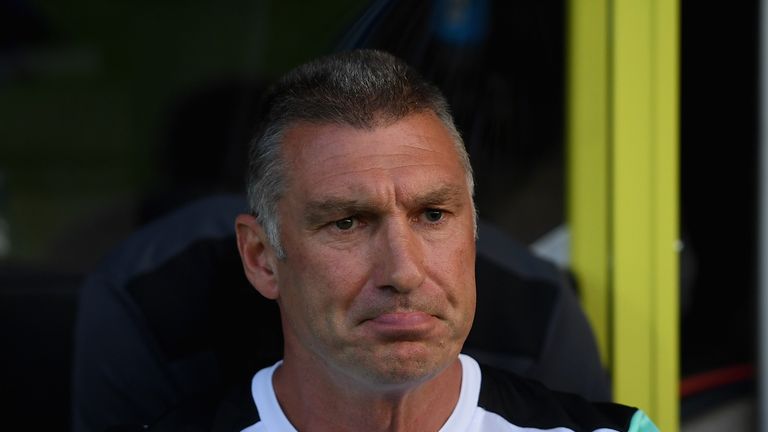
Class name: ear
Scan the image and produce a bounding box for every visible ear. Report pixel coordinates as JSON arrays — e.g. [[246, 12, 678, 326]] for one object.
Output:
[[235, 214, 280, 300]]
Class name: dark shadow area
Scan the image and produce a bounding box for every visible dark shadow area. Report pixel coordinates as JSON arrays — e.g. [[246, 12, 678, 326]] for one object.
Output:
[[0, 265, 83, 428], [680, 0, 758, 419]]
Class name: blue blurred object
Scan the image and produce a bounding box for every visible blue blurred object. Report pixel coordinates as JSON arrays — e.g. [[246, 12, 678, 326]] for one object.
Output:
[[431, 0, 489, 45]]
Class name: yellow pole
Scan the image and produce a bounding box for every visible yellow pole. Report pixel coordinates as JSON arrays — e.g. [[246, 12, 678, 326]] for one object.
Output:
[[567, 0, 612, 367], [567, 0, 679, 430]]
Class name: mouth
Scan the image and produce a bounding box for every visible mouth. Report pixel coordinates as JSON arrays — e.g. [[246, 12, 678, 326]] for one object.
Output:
[[362, 311, 439, 340]]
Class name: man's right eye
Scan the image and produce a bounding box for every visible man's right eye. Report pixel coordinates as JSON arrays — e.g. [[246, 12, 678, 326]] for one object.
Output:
[[334, 218, 356, 230]]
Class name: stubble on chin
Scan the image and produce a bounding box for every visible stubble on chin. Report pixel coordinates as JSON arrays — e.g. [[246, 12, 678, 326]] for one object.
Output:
[[337, 336, 461, 391]]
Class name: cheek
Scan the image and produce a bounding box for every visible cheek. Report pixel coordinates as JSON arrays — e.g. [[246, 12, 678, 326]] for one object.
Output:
[[432, 241, 476, 336], [282, 245, 372, 318], [427, 237, 476, 290]]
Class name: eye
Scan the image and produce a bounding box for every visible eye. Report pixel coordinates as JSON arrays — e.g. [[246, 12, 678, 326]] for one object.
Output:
[[424, 209, 444, 223], [334, 217, 356, 230]]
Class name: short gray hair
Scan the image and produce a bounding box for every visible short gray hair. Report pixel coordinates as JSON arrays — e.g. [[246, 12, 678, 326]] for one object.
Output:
[[246, 49, 474, 259]]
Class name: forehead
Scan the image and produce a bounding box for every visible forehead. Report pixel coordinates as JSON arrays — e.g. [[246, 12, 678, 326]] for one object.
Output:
[[279, 113, 466, 196]]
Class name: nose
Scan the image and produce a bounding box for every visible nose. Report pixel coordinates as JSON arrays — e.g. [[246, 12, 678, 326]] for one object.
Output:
[[375, 217, 426, 293]]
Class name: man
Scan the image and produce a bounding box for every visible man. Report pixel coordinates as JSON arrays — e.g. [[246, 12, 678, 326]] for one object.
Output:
[[232, 49, 657, 432]]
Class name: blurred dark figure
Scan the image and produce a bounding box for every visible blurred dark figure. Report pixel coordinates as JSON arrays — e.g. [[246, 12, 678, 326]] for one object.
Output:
[[65, 80, 269, 432], [3, 77, 266, 432]]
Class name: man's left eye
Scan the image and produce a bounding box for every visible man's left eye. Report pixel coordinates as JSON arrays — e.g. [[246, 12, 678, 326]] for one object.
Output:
[[424, 209, 444, 222], [334, 217, 356, 230]]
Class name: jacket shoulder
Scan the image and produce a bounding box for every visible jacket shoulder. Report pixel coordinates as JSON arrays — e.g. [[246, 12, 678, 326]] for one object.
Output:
[[478, 364, 640, 432]]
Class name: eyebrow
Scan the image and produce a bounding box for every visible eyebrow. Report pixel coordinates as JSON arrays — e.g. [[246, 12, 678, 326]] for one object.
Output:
[[413, 185, 465, 207], [303, 184, 466, 227], [304, 198, 380, 227]]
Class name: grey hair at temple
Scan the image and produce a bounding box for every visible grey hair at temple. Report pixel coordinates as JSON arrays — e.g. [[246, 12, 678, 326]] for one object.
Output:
[[246, 49, 475, 259]]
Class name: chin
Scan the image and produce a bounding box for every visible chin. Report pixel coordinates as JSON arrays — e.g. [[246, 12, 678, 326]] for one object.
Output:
[[355, 343, 457, 388]]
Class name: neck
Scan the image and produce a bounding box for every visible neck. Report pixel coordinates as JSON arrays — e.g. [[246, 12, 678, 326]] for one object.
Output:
[[273, 355, 463, 432]]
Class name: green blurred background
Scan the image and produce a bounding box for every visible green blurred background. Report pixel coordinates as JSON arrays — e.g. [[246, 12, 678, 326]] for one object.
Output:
[[0, 0, 367, 266]]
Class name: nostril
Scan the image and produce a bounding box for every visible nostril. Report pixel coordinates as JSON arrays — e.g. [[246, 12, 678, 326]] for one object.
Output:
[[378, 284, 399, 294]]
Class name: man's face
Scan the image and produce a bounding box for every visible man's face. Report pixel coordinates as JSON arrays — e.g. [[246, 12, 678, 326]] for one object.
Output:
[[273, 112, 476, 389]]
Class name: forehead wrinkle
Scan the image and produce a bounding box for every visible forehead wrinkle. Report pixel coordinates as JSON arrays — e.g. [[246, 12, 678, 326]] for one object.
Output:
[[316, 145, 448, 168], [310, 163, 448, 185], [306, 198, 375, 213], [402, 135, 448, 152]]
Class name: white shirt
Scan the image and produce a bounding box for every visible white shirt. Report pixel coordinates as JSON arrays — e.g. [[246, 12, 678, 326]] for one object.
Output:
[[240, 354, 654, 432]]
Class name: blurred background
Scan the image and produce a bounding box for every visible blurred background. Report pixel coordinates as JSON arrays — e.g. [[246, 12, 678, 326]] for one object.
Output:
[[0, 0, 760, 430]]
